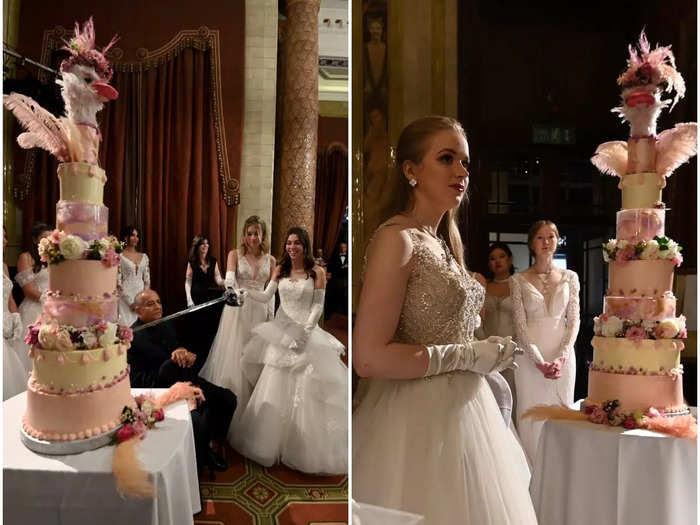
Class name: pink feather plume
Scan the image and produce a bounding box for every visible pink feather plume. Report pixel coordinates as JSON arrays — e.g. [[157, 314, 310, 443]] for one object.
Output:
[[591, 140, 628, 177], [3, 93, 69, 161], [656, 123, 698, 178]]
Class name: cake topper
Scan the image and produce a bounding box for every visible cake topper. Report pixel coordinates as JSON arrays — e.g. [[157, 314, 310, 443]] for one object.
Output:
[[3, 17, 118, 166], [591, 30, 697, 179]]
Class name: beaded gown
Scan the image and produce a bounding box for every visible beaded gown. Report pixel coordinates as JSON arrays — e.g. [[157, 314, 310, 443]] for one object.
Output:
[[231, 276, 348, 474], [353, 230, 536, 524], [15, 266, 48, 375], [4, 273, 27, 399], [199, 250, 275, 409], [118, 253, 150, 327], [511, 270, 580, 463]]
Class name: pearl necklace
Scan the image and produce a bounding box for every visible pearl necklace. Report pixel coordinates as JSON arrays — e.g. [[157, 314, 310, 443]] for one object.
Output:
[[492, 277, 510, 284]]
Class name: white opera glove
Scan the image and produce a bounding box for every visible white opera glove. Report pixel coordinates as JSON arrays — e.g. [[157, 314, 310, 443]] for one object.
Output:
[[296, 288, 325, 349], [245, 280, 278, 303], [4, 312, 22, 340], [424, 336, 522, 377], [185, 275, 194, 307], [224, 270, 238, 289]]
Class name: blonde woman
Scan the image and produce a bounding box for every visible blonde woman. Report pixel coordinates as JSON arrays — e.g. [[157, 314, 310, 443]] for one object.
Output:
[[353, 116, 536, 524], [199, 216, 275, 410]]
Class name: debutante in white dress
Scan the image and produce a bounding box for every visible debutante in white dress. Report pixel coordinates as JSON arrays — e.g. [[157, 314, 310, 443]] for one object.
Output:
[[4, 273, 27, 399], [353, 231, 536, 524], [118, 254, 150, 327], [15, 266, 48, 375], [199, 250, 275, 409], [231, 276, 348, 475], [510, 270, 580, 463]]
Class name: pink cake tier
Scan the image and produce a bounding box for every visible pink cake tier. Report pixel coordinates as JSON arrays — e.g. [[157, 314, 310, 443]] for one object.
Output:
[[591, 336, 683, 375], [42, 291, 119, 326], [615, 209, 664, 242], [48, 259, 118, 297], [608, 259, 674, 297], [586, 369, 685, 414], [603, 294, 676, 321], [23, 372, 135, 441], [56, 201, 108, 241]]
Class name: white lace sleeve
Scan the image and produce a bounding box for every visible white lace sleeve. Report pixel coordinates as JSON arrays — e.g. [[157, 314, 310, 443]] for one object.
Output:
[[143, 255, 151, 289], [510, 275, 545, 364], [557, 271, 580, 361], [15, 268, 36, 287]]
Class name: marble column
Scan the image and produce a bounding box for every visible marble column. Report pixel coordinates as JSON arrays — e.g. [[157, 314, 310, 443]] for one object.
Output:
[[274, 0, 320, 250]]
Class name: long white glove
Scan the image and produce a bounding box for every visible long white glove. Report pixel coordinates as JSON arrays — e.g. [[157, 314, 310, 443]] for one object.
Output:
[[224, 270, 238, 289], [4, 311, 22, 340], [245, 280, 278, 303], [294, 288, 324, 350], [185, 275, 194, 307], [424, 336, 522, 377]]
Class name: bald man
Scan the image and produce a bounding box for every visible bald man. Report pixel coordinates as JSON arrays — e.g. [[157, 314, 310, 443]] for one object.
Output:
[[130, 289, 236, 475]]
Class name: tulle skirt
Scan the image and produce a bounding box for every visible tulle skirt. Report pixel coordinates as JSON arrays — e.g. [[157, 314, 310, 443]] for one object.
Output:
[[4, 335, 27, 400], [198, 298, 270, 409], [514, 318, 576, 463], [353, 372, 537, 525], [230, 317, 348, 474]]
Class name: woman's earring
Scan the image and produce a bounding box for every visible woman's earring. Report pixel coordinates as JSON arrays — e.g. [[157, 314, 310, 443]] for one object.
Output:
[[408, 178, 417, 187]]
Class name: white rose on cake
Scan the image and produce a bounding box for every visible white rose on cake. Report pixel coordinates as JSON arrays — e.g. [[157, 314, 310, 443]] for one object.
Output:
[[37, 237, 52, 261], [639, 240, 660, 260], [81, 330, 98, 348], [54, 328, 74, 351], [602, 316, 624, 337], [98, 322, 118, 347], [658, 240, 679, 260], [59, 234, 88, 259], [38, 324, 57, 348]]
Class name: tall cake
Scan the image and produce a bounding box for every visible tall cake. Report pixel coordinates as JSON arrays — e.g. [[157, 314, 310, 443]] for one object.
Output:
[[587, 31, 696, 423], [3, 19, 135, 447], [23, 163, 135, 443]]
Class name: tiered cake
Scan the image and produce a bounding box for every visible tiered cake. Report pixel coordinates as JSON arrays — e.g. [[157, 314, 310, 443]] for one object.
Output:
[[586, 31, 696, 421], [22, 162, 135, 445], [586, 166, 687, 416]]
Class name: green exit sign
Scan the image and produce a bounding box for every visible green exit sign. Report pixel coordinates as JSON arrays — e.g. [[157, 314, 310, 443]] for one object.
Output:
[[532, 125, 576, 145]]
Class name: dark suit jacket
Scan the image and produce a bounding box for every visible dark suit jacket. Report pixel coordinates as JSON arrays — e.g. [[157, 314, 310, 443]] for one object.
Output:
[[328, 252, 349, 280], [129, 319, 182, 388]]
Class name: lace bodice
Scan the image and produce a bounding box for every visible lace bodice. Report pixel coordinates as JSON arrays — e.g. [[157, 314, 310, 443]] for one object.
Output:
[[482, 287, 515, 338], [238, 251, 273, 291], [4, 273, 13, 307], [277, 277, 316, 324], [396, 231, 484, 345], [15, 266, 48, 296], [119, 254, 150, 304], [511, 270, 580, 363]]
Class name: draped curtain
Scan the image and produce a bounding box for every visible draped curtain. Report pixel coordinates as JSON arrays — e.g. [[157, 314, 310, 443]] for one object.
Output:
[[314, 143, 348, 258], [18, 29, 240, 314]]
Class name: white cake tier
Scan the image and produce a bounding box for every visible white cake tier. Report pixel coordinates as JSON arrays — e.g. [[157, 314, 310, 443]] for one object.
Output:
[[58, 162, 106, 205], [591, 336, 683, 375], [620, 172, 664, 209]]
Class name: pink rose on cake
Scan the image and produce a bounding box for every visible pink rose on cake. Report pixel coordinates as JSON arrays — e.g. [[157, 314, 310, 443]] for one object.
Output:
[[588, 406, 608, 425], [117, 325, 133, 344], [116, 424, 136, 442], [624, 326, 646, 341], [25, 324, 40, 345], [622, 417, 637, 429], [49, 229, 66, 244], [59, 234, 88, 259], [617, 245, 636, 263], [101, 248, 120, 267]]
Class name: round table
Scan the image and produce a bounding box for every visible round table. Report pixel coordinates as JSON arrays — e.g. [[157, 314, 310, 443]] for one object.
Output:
[[530, 417, 696, 525], [3, 389, 201, 525]]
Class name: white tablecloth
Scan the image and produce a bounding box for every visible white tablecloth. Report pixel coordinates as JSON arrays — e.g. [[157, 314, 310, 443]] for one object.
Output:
[[531, 418, 697, 525], [4, 388, 201, 525]]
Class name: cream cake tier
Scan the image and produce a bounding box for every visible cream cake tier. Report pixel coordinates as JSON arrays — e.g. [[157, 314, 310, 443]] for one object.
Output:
[[591, 336, 683, 375], [608, 260, 674, 297], [616, 208, 664, 242], [42, 291, 119, 326], [48, 260, 118, 297], [57, 162, 106, 204], [587, 369, 685, 414], [23, 373, 135, 441], [56, 201, 108, 241], [620, 172, 664, 209], [603, 295, 676, 321]]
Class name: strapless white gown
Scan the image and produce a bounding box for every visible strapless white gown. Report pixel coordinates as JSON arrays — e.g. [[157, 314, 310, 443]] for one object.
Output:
[[511, 270, 580, 463], [15, 266, 48, 375], [4, 274, 27, 399], [199, 251, 275, 409], [230, 277, 348, 474]]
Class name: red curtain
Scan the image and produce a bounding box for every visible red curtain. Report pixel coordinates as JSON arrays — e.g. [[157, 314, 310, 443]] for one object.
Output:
[[314, 144, 348, 258]]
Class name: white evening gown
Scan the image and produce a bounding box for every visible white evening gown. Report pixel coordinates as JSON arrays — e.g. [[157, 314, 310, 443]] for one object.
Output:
[[199, 251, 275, 409], [118, 254, 150, 327], [15, 266, 48, 375], [511, 270, 580, 463], [353, 231, 536, 524], [4, 274, 27, 399], [231, 277, 348, 474]]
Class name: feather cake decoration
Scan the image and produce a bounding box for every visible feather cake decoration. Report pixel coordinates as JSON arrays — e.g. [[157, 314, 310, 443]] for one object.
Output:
[[4, 17, 118, 166], [591, 30, 697, 183]]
